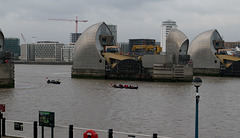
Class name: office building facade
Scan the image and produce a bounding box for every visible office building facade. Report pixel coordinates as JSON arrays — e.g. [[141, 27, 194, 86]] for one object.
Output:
[[70, 33, 81, 43], [21, 41, 64, 62], [61, 45, 75, 62], [107, 24, 117, 45], [4, 38, 20, 60]]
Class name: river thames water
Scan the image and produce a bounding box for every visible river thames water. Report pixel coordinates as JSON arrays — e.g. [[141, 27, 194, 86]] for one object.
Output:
[[0, 64, 240, 138]]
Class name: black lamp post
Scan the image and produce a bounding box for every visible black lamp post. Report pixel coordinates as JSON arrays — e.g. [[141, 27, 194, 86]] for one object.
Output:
[[192, 77, 202, 138]]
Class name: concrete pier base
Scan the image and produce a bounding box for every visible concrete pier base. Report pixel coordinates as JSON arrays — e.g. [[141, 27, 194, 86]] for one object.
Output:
[[0, 63, 14, 88], [71, 68, 105, 79]]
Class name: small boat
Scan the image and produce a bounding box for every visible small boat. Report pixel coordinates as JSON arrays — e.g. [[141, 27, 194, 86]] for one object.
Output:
[[47, 79, 61, 84], [111, 84, 138, 89]]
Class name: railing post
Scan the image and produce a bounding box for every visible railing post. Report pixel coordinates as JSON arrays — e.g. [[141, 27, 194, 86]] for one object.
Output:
[[2, 118, 5, 136], [33, 121, 38, 138], [153, 133, 157, 138], [69, 125, 73, 138], [42, 126, 44, 138], [108, 129, 113, 138], [51, 127, 54, 138], [0, 112, 2, 138]]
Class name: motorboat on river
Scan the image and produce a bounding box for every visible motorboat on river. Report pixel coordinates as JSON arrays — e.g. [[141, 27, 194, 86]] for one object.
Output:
[[111, 84, 138, 89], [47, 79, 61, 84]]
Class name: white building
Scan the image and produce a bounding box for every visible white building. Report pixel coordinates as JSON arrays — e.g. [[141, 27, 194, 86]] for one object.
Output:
[[61, 44, 75, 62], [161, 20, 177, 53], [20, 41, 64, 62], [117, 42, 129, 55], [20, 44, 35, 61]]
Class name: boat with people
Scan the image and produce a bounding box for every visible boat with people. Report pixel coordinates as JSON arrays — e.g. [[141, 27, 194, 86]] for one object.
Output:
[[47, 79, 61, 84], [111, 84, 138, 89]]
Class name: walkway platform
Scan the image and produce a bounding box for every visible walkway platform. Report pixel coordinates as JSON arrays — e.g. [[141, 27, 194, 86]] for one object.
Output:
[[2, 136, 22, 138]]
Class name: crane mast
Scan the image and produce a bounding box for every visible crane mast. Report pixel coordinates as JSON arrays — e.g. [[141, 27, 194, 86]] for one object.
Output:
[[21, 33, 27, 44]]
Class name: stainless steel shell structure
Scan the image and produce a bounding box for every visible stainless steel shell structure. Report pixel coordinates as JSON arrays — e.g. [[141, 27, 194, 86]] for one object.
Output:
[[72, 22, 112, 78], [188, 29, 222, 75], [166, 29, 189, 64], [0, 29, 14, 88], [0, 29, 4, 52]]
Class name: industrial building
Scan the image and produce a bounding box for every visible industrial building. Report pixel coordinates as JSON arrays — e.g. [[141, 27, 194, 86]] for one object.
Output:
[[70, 25, 116, 45], [142, 29, 192, 81], [188, 29, 224, 75], [72, 22, 111, 78], [161, 20, 177, 53], [166, 29, 189, 64], [72, 22, 192, 81], [188, 29, 240, 76]]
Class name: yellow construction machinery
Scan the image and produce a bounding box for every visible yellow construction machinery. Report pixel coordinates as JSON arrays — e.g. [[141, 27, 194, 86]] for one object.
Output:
[[216, 54, 240, 68], [102, 46, 135, 68], [131, 45, 161, 55]]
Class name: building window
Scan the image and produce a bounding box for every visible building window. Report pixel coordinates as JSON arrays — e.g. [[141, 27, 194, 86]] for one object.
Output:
[[102, 38, 106, 44]]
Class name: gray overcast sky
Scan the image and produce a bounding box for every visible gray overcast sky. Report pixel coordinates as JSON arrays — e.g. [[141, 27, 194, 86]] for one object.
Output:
[[0, 0, 240, 44]]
